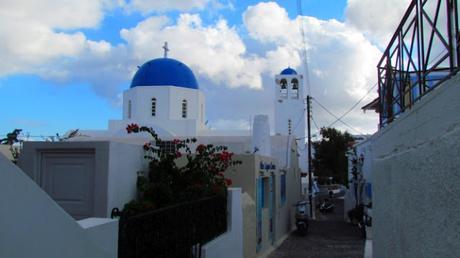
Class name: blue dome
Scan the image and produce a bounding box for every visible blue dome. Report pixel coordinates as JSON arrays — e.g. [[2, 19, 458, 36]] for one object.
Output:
[[131, 58, 199, 89], [280, 67, 297, 75]]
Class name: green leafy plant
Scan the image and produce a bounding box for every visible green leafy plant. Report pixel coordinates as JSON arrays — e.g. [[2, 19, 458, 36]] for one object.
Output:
[[123, 123, 241, 216], [0, 129, 22, 164]]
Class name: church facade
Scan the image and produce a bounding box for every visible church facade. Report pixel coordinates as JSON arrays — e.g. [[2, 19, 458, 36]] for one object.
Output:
[[73, 50, 309, 173]]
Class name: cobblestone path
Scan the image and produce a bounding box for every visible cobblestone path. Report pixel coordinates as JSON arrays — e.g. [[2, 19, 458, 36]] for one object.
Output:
[[268, 198, 364, 258]]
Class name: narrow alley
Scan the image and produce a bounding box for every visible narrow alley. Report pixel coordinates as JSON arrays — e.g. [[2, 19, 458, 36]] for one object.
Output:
[[268, 198, 365, 258]]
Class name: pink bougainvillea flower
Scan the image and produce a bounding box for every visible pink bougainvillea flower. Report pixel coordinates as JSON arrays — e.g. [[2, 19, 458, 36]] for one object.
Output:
[[219, 151, 233, 162], [175, 151, 182, 158], [172, 139, 181, 145], [143, 143, 150, 151], [126, 123, 140, 134], [196, 144, 206, 154], [224, 178, 233, 186]]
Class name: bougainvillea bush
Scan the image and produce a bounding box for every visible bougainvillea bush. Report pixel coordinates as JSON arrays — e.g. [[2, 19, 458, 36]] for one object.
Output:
[[123, 124, 241, 216]]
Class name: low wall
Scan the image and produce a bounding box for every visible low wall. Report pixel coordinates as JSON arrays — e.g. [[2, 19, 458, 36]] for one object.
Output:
[[372, 74, 460, 258], [0, 154, 111, 258], [201, 188, 244, 258], [78, 218, 118, 258]]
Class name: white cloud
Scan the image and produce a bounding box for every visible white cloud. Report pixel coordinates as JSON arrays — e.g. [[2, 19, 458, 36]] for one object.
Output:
[[244, 2, 300, 46], [0, 0, 111, 29], [0, 0, 119, 77], [124, 0, 210, 14], [345, 0, 411, 47], [241, 2, 382, 134], [120, 14, 267, 89]]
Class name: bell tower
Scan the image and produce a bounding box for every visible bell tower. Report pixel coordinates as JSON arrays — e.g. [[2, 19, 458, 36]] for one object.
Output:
[[274, 67, 306, 139]]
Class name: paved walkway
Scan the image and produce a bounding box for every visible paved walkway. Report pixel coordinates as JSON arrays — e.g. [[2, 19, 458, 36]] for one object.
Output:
[[268, 198, 365, 258]]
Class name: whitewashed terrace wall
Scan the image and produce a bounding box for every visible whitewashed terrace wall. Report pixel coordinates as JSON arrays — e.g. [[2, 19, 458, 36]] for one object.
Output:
[[201, 188, 244, 258], [372, 73, 460, 258], [0, 154, 116, 258]]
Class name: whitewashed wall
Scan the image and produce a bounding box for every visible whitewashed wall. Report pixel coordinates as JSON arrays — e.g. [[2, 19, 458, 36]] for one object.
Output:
[[372, 74, 460, 258], [121, 86, 205, 136], [19, 140, 144, 219], [78, 218, 119, 258], [106, 141, 145, 217], [0, 154, 114, 258], [201, 188, 244, 258]]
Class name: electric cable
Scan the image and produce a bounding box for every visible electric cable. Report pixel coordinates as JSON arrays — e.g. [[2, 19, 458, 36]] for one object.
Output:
[[328, 82, 378, 128], [312, 98, 365, 135]]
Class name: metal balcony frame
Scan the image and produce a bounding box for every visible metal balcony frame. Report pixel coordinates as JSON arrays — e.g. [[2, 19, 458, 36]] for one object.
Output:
[[377, 0, 460, 127]]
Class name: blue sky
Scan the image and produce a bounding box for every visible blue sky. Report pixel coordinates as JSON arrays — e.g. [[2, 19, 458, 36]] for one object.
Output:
[[0, 0, 410, 139]]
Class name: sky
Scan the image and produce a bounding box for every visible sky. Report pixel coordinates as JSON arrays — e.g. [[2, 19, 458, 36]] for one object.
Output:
[[0, 0, 412, 140]]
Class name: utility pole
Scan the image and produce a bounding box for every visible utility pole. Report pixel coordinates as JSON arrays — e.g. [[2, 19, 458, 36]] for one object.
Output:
[[307, 95, 314, 218]]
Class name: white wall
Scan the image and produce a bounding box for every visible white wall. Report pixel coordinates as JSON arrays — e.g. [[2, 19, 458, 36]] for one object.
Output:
[[0, 154, 112, 258], [372, 73, 460, 258], [106, 141, 145, 217], [274, 74, 305, 139], [20, 141, 145, 219], [121, 85, 205, 136], [201, 188, 244, 258], [78, 218, 119, 258], [252, 115, 271, 156], [356, 140, 373, 183], [0, 145, 13, 160]]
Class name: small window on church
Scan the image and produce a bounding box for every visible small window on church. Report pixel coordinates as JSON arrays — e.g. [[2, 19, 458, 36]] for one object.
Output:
[[151, 98, 156, 117], [182, 99, 187, 118], [156, 141, 177, 154], [128, 100, 132, 119], [291, 78, 299, 98], [280, 79, 288, 97]]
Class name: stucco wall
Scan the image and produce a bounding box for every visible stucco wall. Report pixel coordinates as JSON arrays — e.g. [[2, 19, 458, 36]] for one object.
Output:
[[19, 140, 144, 218], [121, 86, 204, 136], [0, 154, 111, 258], [201, 188, 244, 258], [227, 153, 300, 258], [107, 141, 144, 217], [77, 218, 119, 258], [0, 145, 13, 160], [372, 74, 460, 258]]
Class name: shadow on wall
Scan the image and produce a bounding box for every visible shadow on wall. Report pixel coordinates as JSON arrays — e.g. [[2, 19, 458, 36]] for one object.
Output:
[[0, 154, 115, 258]]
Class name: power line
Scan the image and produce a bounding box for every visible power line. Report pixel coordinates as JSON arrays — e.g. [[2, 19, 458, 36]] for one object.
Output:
[[292, 106, 307, 133], [311, 115, 321, 132], [328, 82, 378, 128], [312, 98, 365, 135]]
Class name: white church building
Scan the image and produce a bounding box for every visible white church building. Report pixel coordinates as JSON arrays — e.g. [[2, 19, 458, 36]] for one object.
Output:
[[69, 49, 309, 173]]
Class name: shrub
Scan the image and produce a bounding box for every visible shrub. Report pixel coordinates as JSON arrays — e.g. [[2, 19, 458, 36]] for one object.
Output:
[[123, 124, 241, 216]]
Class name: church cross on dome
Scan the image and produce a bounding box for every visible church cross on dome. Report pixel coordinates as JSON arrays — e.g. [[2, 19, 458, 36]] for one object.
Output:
[[163, 41, 169, 58]]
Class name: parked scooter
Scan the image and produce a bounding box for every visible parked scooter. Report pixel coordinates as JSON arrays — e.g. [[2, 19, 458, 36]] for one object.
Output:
[[294, 200, 309, 235], [319, 198, 335, 213]]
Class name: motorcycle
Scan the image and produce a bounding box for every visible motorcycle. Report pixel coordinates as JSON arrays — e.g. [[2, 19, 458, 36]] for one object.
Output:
[[294, 200, 309, 235], [319, 198, 335, 213]]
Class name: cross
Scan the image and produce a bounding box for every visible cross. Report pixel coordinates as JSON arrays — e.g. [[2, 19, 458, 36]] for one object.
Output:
[[162, 41, 169, 58]]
